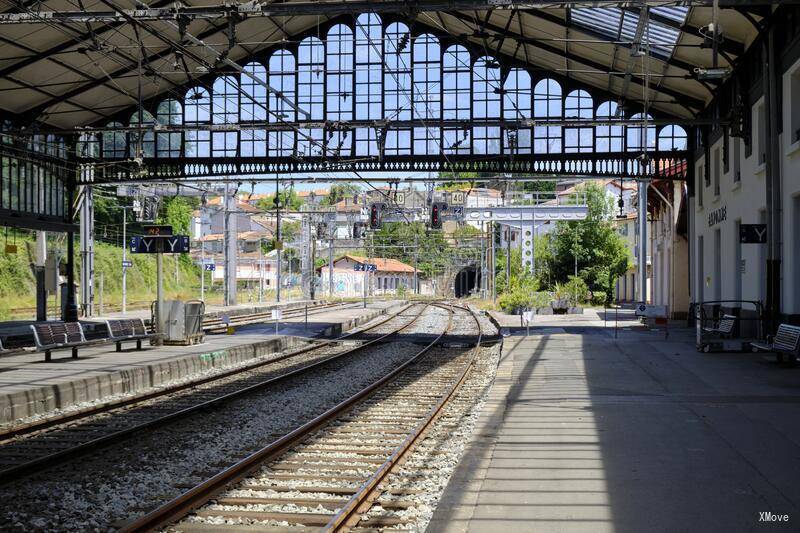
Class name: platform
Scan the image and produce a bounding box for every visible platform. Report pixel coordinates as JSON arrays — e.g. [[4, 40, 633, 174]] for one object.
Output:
[[429, 311, 800, 533], [0, 300, 402, 424]]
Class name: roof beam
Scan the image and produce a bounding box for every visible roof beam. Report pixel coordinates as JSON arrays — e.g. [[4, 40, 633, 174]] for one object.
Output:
[[443, 11, 706, 111], [2, 1, 796, 24]]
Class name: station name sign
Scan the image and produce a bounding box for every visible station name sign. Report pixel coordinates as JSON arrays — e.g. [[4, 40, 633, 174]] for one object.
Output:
[[130, 235, 190, 254], [707, 206, 726, 227]]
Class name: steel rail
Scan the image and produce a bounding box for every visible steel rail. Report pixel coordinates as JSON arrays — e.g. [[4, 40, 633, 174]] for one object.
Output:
[[119, 303, 455, 533], [0, 302, 412, 442], [0, 304, 423, 483], [324, 302, 483, 530]]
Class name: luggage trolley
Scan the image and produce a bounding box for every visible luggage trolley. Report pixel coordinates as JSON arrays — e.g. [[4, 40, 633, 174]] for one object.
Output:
[[695, 300, 764, 353]]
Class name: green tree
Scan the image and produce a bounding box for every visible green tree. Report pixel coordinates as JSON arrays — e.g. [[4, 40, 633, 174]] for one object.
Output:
[[368, 221, 451, 278], [255, 189, 302, 211], [322, 183, 361, 206], [158, 196, 197, 235], [549, 182, 630, 304]]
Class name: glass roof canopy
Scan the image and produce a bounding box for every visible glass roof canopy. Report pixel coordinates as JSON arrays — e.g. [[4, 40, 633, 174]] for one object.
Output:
[[572, 6, 690, 58]]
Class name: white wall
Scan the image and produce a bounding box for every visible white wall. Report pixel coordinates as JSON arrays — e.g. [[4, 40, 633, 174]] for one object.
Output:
[[691, 55, 800, 315]]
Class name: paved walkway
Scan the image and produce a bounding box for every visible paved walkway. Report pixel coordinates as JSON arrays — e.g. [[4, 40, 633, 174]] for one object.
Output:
[[0, 301, 401, 423], [429, 311, 800, 533]]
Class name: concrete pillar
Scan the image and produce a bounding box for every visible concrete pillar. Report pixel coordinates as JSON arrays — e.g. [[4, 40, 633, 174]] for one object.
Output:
[[79, 177, 94, 317], [638, 179, 648, 304], [223, 183, 237, 306]]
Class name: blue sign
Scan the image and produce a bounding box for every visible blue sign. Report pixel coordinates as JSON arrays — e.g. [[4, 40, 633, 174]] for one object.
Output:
[[354, 263, 377, 272], [203, 263, 216, 271], [130, 235, 190, 254], [121, 260, 133, 268]]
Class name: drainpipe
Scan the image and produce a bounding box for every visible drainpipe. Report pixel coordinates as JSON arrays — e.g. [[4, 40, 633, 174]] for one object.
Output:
[[764, 26, 782, 332]]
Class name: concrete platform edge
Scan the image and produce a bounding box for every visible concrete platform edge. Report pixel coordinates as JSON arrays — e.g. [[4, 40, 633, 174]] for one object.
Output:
[[1, 304, 394, 424]]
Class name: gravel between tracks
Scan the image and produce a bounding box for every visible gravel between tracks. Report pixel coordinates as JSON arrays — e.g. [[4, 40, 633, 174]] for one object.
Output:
[[0, 305, 441, 532]]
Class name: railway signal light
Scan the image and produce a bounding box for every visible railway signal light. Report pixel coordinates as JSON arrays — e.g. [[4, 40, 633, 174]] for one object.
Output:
[[430, 202, 446, 229], [369, 202, 385, 229]]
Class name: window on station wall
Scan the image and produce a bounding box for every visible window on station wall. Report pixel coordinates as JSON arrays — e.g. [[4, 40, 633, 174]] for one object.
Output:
[[129, 110, 156, 158], [77, 133, 99, 158], [156, 99, 182, 158], [472, 56, 501, 154], [240, 62, 267, 157], [102, 121, 127, 159], [327, 24, 354, 156], [297, 36, 325, 158], [412, 34, 441, 155], [503, 68, 532, 154], [45, 134, 59, 157], [657, 125, 687, 150], [212, 76, 239, 157], [627, 113, 656, 152], [533, 79, 562, 154], [184, 87, 211, 158], [564, 90, 593, 153], [595, 101, 623, 152], [268, 50, 296, 157], [0, 119, 12, 145]]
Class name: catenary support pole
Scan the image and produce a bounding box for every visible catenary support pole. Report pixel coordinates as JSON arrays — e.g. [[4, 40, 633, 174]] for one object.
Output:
[[156, 251, 164, 344], [122, 207, 127, 314], [276, 178, 282, 303]]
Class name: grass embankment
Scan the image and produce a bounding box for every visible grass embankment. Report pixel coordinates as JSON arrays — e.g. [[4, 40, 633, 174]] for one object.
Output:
[[0, 238, 206, 319]]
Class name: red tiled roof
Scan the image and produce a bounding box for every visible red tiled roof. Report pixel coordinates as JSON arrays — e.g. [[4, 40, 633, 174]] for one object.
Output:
[[336, 254, 416, 273]]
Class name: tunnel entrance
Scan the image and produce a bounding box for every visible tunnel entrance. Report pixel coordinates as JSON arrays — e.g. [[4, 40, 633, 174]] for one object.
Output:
[[454, 266, 481, 298]]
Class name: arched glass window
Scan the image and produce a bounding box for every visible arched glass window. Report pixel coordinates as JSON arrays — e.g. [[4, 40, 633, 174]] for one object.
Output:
[[533, 79, 562, 154], [241, 62, 267, 122], [326, 24, 354, 156], [596, 101, 623, 152], [268, 50, 297, 157], [442, 45, 471, 154], [658, 124, 687, 150], [564, 90, 593, 153], [129, 110, 155, 158], [297, 36, 325, 157], [77, 133, 99, 158], [355, 14, 382, 156], [385, 22, 411, 121], [443, 45, 470, 120], [45, 134, 58, 156], [184, 87, 210, 158], [355, 14, 382, 120], [473, 56, 501, 154], [212, 76, 239, 156], [102, 122, 126, 159], [384, 22, 411, 155], [412, 34, 440, 155], [627, 113, 656, 152], [240, 62, 267, 157], [503, 68, 532, 154], [156, 99, 182, 158]]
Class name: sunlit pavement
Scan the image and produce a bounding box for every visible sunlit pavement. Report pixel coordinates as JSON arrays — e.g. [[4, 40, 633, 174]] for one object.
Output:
[[429, 314, 800, 533]]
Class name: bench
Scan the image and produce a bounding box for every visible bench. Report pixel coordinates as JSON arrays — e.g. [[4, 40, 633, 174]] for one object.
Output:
[[702, 314, 737, 336], [30, 322, 87, 362], [105, 318, 153, 352], [751, 324, 800, 364]]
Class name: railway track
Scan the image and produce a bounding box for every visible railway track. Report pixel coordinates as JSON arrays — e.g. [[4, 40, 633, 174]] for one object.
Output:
[[122, 303, 485, 532], [0, 303, 425, 483], [201, 301, 361, 333]]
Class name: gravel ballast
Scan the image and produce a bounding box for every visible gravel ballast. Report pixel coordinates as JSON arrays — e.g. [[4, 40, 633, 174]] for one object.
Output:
[[0, 304, 441, 531]]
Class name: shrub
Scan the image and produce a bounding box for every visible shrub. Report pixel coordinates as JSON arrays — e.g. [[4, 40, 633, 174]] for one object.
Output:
[[590, 290, 607, 306], [497, 275, 543, 314], [563, 275, 589, 306]]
